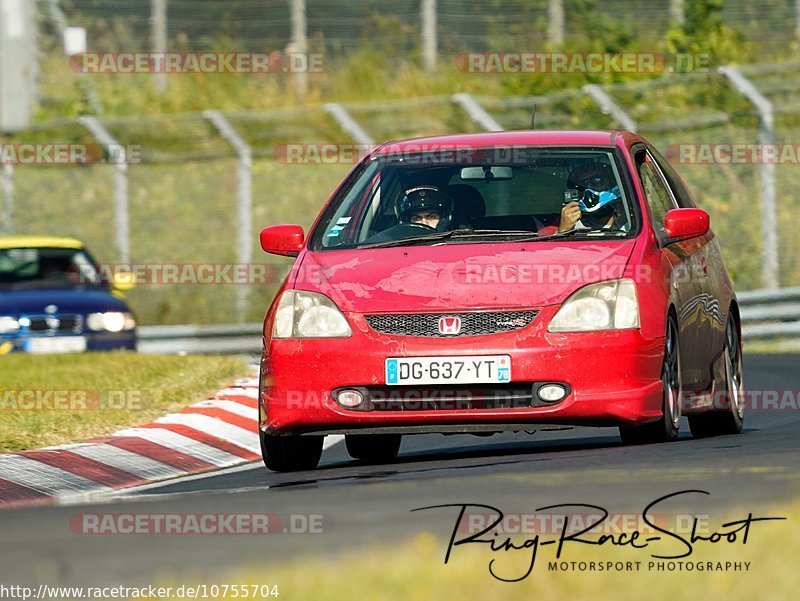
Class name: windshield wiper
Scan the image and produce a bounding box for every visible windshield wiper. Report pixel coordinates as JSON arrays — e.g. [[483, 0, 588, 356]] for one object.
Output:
[[453, 228, 538, 236], [355, 228, 541, 249], [515, 227, 628, 243]]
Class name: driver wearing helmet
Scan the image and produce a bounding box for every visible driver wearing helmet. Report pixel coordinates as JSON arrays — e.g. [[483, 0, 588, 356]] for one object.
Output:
[[395, 186, 454, 232], [559, 162, 625, 233]]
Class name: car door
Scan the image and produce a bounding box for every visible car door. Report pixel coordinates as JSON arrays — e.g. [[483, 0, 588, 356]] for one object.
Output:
[[634, 146, 707, 395], [649, 145, 724, 373]]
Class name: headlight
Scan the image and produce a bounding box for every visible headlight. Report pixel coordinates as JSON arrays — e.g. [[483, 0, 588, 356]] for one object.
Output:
[[86, 312, 136, 332], [0, 316, 20, 334], [549, 279, 639, 332], [272, 290, 351, 338]]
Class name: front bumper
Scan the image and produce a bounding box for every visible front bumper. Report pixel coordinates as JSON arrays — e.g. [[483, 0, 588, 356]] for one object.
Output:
[[261, 307, 665, 435], [0, 331, 136, 354]]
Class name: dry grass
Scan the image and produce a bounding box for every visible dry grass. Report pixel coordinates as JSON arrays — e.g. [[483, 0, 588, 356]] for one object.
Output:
[[175, 499, 799, 601]]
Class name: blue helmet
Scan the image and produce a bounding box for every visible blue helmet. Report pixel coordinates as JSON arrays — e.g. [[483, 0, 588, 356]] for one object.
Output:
[[578, 186, 622, 215], [567, 162, 622, 219]]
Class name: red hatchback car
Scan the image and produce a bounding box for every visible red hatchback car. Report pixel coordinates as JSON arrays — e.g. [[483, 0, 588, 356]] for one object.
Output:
[[258, 131, 744, 472]]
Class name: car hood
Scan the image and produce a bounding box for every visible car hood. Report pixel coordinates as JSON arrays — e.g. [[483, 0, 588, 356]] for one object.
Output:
[[0, 287, 129, 316], [294, 240, 636, 313]]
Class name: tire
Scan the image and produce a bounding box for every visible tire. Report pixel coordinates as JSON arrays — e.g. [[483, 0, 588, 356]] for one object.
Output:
[[620, 315, 682, 444], [345, 434, 402, 464], [260, 429, 323, 472], [689, 315, 745, 438]]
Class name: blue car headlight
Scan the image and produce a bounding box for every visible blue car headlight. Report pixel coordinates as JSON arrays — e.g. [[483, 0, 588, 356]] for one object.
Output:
[[86, 312, 136, 333], [0, 316, 20, 334]]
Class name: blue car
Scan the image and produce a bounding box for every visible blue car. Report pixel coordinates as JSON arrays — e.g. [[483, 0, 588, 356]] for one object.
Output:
[[0, 236, 136, 354]]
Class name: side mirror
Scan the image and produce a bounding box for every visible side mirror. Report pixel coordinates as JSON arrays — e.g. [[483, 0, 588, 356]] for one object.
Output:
[[260, 225, 305, 257], [112, 271, 136, 291], [662, 208, 709, 245]]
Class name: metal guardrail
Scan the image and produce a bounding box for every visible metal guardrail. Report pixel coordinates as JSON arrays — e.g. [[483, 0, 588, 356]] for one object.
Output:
[[137, 287, 800, 354], [138, 323, 262, 355], [739, 286, 800, 341]]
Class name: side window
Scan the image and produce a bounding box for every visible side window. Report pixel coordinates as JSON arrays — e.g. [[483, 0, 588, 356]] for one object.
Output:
[[648, 145, 696, 208], [636, 151, 676, 233]]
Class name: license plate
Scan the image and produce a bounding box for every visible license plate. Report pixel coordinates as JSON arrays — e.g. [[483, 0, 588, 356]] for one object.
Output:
[[24, 336, 87, 354], [385, 355, 511, 385]]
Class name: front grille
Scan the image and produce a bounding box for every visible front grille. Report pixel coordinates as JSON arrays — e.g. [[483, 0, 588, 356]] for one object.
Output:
[[27, 315, 83, 334], [365, 384, 537, 411], [364, 310, 538, 337]]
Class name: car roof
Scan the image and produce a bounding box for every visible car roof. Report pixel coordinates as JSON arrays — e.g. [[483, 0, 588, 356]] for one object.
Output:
[[371, 130, 639, 155], [0, 236, 85, 250]]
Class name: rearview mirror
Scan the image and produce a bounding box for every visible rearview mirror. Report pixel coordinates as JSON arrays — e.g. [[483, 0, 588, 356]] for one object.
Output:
[[663, 208, 709, 245], [260, 225, 305, 257], [460, 166, 513, 181]]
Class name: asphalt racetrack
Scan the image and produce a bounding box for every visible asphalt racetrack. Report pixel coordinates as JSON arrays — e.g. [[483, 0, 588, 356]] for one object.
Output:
[[0, 353, 797, 587]]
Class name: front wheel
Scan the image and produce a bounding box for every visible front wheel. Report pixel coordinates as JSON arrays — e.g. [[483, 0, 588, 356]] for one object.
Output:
[[620, 316, 682, 444], [260, 429, 323, 472], [345, 434, 402, 464], [688, 315, 745, 438]]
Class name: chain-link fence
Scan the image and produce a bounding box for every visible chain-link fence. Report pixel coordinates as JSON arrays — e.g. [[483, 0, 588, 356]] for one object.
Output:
[[4, 1, 800, 325], [55, 0, 800, 60]]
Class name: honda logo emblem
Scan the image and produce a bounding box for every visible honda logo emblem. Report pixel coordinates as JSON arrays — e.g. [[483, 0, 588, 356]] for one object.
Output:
[[438, 316, 462, 335]]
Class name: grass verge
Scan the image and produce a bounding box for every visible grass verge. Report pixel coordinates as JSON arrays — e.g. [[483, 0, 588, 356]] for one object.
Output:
[[0, 353, 248, 452]]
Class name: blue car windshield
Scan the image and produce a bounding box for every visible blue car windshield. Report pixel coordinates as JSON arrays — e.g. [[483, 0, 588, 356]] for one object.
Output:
[[310, 147, 637, 250], [0, 248, 103, 289]]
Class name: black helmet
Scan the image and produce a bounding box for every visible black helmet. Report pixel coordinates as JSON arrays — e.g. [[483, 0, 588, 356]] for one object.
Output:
[[395, 186, 454, 231]]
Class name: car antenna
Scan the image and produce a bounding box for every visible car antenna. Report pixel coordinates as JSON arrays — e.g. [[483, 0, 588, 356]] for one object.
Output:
[[530, 104, 537, 129]]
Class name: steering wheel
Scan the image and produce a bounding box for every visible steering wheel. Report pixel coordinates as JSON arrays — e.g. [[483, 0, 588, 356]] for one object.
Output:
[[361, 222, 439, 244]]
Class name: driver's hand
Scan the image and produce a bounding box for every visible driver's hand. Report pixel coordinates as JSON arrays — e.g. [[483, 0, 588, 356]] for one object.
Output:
[[558, 201, 581, 232]]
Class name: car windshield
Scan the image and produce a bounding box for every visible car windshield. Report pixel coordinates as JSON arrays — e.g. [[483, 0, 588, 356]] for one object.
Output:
[[311, 147, 637, 250], [0, 247, 104, 289]]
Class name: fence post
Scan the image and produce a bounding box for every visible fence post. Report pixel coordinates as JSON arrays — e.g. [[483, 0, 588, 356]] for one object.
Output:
[[548, 0, 564, 45], [583, 84, 638, 132], [290, 0, 308, 98], [77, 116, 130, 263], [205, 110, 253, 323], [719, 66, 779, 290], [46, 0, 103, 114], [151, 0, 167, 92], [796, 0, 800, 47], [451, 93, 503, 131], [421, 0, 437, 72], [324, 103, 375, 146], [670, 0, 685, 25], [1, 161, 12, 234]]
